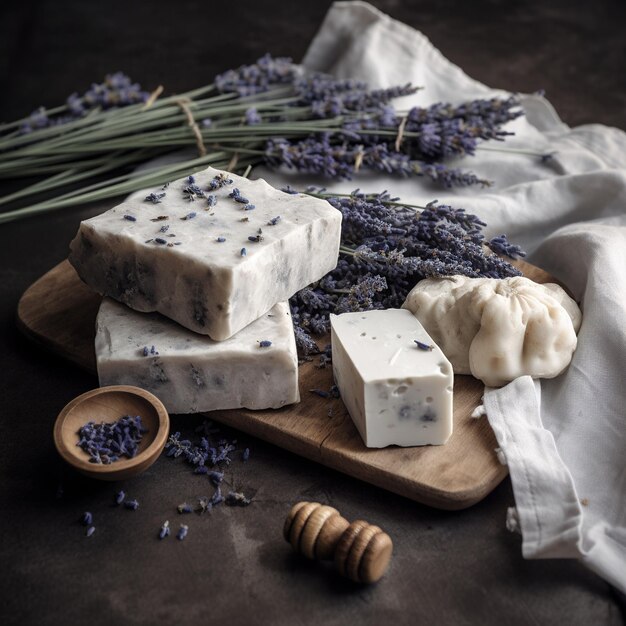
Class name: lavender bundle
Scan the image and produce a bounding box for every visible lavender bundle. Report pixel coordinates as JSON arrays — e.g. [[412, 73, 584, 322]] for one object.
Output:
[[0, 55, 526, 224], [288, 189, 526, 356]]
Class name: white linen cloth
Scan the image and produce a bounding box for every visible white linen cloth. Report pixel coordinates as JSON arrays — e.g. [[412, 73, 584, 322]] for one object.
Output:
[[257, 1, 626, 592]]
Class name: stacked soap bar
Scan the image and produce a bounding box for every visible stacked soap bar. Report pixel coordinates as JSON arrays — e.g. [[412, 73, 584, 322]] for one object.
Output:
[[96, 298, 299, 413], [330, 309, 453, 448], [70, 167, 342, 340]]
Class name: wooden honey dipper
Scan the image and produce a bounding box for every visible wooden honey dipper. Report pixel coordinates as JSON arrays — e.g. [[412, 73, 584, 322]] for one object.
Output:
[[283, 502, 393, 584]]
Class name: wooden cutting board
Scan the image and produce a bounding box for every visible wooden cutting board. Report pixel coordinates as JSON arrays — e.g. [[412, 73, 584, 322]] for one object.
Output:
[[17, 259, 553, 509]]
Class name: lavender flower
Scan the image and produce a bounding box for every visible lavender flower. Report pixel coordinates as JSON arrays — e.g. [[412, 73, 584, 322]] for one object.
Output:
[[81, 512, 93, 526], [215, 54, 297, 96], [115, 490, 126, 505], [177, 524, 189, 541], [487, 234, 526, 259], [124, 499, 139, 511], [245, 107, 262, 125], [145, 192, 166, 204], [86, 526, 96, 537]]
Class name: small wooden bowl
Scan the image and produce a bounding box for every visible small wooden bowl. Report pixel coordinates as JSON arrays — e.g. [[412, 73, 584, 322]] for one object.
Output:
[[53, 385, 170, 481]]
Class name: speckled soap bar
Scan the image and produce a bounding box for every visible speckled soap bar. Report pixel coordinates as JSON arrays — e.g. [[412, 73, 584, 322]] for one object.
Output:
[[330, 309, 453, 448], [69, 167, 342, 340], [96, 298, 299, 413]]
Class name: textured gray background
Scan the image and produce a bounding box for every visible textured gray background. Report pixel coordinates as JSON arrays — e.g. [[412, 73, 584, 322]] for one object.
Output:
[[0, 1, 625, 624]]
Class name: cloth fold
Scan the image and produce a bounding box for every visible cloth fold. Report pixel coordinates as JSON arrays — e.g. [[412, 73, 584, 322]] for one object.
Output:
[[264, 0, 626, 592]]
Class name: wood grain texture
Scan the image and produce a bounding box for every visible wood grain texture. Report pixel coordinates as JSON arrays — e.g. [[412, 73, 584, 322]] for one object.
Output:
[[17, 258, 554, 509]]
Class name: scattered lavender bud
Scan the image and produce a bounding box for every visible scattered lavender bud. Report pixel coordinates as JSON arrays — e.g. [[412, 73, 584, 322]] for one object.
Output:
[[330, 385, 340, 399], [258, 340, 272, 348], [81, 512, 93, 526], [228, 188, 249, 204], [123, 215, 137, 222], [208, 470, 224, 485], [86, 526, 96, 537], [248, 234, 263, 242], [216, 237, 226, 242], [207, 195, 217, 207], [142, 346, 149, 357], [242, 448, 250, 462], [197, 497, 212, 514], [115, 490, 126, 505], [187, 175, 195, 184], [267, 216, 281, 225], [124, 499, 139, 511], [177, 524, 189, 541], [159, 224, 170, 233], [240, 248, 247, 257], [155, 238, 167, 245], [150, 345, 158, 355], [151, 215, 169, 222], [145, 192, 166, 204], [210, 487, 224, 507], [177, 503, 193, 514], [414, 340, 433, 351], [159, 520, 170, 540], [225, 491, 252, 507], [243, 204, 256, 211], [181, 211, 197, 220], [194, 465, 209, 475], [309, 389, 330, 398]]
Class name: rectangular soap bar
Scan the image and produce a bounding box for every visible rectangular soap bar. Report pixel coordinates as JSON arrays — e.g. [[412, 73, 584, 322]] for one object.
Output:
[[70, 166, 342, 340], [96, 297, 300, 414], [330, 309, 453, 448]]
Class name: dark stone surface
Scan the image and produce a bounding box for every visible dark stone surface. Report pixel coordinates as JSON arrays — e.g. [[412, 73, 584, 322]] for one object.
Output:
[[0, 1, 624, 625]]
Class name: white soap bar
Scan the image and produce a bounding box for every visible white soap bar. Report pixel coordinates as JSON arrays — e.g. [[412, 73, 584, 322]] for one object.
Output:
[[330, 309, 453, 448], [70, 167, 342, 340], [95, 298, 300, 413]]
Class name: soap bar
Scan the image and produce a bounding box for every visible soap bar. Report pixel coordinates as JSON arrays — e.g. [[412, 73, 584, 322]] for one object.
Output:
[[330, 309, 453, 448], [95, 298, 300, 413], [69, 167, 342, 340]]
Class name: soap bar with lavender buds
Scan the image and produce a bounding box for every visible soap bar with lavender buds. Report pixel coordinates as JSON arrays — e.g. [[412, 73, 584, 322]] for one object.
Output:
[[95, 298, 299, 413], [330, 309, 453, 448], [69, 166, 342, 340]]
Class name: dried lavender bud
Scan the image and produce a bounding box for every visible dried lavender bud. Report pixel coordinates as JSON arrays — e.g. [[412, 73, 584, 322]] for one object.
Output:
[[228, 188, 250, 204], [159, 520, 170, 540], [248, 235, 263, 243], [86, 526, 96, 537], [145, 192, 166, 204], [208, 173, 233, 190], [243, 204, 255, 211], [197, 498, 212, 514], [177, 524, 189, 541], [207, 195, 217, 207], [242, 448, 250, 463], [177, 502, 193, 514], [115, 490, 125, 505], [154, 238, 167, 245], [124, 499, 139, 511], [267, 216, 281, 225], [216, 237, 226, 242], [225, 491, 251, 507], [414, 340, 434, 351], [142, 346, 149, 356], [150, 345, 158, 355], [81, 511, 93, 526], [194, 465, 208, 475], [151, 215, 169, 222], [210, 487, 224, 507], [208, 470, 224, 485], [181, 211, 197, 220], [123, 215, 136, 222], [258, 340, 272, 348], [240, 248, 247, 257], [309, 389, 330, 398]]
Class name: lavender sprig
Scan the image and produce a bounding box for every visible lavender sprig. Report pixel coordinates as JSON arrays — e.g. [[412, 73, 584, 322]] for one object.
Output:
[[290, 191, 524, 354]]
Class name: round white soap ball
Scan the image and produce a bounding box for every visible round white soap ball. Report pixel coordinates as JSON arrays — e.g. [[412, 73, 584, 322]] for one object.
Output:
[[402, 275, 582, 387]]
